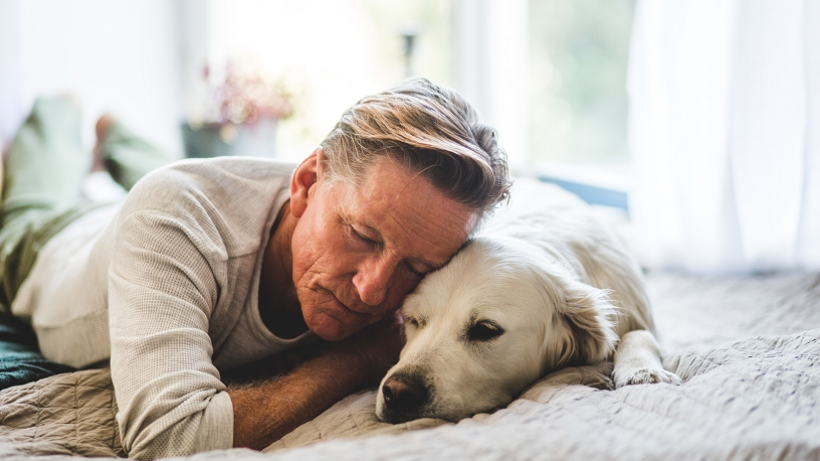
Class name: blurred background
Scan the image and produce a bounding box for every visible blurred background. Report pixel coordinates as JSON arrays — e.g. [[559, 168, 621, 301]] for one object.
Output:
[[0, 0, 817, 275], [0, 0, 632, 176]]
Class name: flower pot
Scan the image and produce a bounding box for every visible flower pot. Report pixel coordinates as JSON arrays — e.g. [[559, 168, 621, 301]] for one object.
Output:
[[181, 117, 278, 158]]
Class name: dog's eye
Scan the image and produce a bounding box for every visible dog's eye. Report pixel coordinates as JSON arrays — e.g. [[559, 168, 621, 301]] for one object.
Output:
[[405, 317, 420, 328], [467, 321, 504, 342]]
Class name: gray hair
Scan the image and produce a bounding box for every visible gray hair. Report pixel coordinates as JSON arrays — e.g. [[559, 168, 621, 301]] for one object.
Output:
[[320, 78, 511, 215]]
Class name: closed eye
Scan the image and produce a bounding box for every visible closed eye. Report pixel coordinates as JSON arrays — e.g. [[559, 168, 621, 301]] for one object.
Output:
[[342, 219, 379, 250], [404, 316, 422, 328], [405, 261, 430, 277], [350, 225, 376, 244], [467, 320, 505, 342]]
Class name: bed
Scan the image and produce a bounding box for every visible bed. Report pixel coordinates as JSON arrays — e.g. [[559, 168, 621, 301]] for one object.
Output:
[[1, 191, 819, 461]]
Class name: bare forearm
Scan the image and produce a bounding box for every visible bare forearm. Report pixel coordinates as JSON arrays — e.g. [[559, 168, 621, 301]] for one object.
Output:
[[228, 348, 369, 450]]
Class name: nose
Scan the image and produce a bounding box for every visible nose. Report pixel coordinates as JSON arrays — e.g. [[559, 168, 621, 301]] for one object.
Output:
[[353, 256, 397, 306], [382, 373, 429, 416]]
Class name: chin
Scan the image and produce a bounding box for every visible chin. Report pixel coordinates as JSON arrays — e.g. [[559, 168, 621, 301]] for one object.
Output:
[[306, 315, 357, 342]]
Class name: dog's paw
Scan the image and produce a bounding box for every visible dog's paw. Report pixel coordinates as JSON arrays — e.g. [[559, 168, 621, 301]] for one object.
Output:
[[613, 366, 681, 388]]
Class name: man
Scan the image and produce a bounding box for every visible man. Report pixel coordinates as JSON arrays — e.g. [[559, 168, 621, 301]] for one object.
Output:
[[0, 79, 510, 459]]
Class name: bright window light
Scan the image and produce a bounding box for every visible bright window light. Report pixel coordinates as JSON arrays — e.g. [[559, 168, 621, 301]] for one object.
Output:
[[527, 0, 635, 167], [203, 0, 453, 162]]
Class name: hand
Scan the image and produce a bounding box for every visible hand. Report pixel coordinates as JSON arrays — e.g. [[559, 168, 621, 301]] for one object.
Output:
[[335, 310, 405, 385]]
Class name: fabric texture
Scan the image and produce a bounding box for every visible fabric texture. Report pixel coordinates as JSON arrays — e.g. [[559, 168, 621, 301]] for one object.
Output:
[[11, 157, 312, 459], [628, 0, 820, 273], [0, 96, 174, 393], [0, 270, 818, 461], [1, 97, 319, 459], [269, 328, 820, 461], [101, 120, 177, 192], [0, 368, 124, 458], [0, 179, 817, 460], [0, 312, 74, 391], [0, 97, 113, 392], [0, 97, 105, 314], [1, 96, 177, 318], [103, 158, 303, 459]]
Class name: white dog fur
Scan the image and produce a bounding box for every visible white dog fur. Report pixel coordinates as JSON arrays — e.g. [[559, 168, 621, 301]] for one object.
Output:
[[376, 181, 680, 424]]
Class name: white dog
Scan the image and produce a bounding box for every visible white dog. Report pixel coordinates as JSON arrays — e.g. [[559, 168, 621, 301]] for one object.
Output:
[[376, 181, 680, 424]]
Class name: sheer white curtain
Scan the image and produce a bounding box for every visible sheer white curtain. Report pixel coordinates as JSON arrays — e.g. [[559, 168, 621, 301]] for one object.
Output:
[[628, 0, 820, 274]]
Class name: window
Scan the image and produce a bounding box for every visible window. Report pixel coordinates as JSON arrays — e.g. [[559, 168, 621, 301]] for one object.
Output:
[[527, 0, 635, 167], [197, 0, 635, 184], [200, 0, 454, 162]]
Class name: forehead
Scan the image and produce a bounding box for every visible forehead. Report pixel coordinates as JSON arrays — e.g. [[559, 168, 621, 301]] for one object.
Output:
[[335, 157, 478, 266], [404, 240, 544, 317]]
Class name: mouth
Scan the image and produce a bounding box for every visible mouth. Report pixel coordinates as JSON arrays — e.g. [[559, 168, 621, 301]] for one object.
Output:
[[378, 404, 429, 424], [321, 287, 368, 317]]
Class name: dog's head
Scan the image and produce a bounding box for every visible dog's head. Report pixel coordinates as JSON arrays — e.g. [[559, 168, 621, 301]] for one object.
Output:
[[376, 236, 619, 423]]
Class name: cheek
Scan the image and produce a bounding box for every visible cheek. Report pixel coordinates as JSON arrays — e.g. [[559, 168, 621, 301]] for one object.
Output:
[[292, 211, 346, 277], [290, 230, 316, 280]]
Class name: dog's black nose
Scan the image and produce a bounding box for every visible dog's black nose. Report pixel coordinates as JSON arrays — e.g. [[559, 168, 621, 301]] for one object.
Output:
[[382, 373, 429, 414]]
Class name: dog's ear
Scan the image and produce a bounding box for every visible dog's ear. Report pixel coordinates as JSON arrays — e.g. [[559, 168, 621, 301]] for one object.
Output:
[[542, 276, 620, 371]]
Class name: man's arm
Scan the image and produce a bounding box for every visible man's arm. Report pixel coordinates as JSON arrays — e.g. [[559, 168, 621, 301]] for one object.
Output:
[[228, 346, 368, 449], [229, 312, 403, 450], [109, 202, 235, 461]]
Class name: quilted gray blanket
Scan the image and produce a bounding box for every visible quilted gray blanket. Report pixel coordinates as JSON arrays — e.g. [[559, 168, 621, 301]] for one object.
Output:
[[1, 271, 819, 460]]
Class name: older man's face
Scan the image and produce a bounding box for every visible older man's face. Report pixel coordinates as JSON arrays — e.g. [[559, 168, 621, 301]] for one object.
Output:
[[290, 152, 478, 341]]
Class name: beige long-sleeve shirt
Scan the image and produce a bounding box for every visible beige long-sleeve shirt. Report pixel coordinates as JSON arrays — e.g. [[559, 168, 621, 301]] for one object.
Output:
[[12, 157, 315, 460]]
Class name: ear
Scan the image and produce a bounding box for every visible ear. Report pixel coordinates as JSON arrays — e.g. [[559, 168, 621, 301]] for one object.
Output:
[[544, 276, 619, 369], [558, 280, 619, 364], [290, 147, 324, 218]]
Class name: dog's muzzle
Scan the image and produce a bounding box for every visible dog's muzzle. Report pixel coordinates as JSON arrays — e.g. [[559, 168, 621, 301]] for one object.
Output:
[[379, 372, 430, 423]]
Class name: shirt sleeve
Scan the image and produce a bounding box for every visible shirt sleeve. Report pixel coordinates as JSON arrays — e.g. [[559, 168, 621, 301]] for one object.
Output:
[[108, 200, 233, 460]]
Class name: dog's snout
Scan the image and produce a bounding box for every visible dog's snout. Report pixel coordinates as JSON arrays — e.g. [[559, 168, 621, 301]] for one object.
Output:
[[382, 373, 429, 414]]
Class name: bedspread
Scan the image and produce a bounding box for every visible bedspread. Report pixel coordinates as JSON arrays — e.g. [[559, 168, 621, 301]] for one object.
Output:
[[1, 271, 819, 461], [267, 329, 820, 460]]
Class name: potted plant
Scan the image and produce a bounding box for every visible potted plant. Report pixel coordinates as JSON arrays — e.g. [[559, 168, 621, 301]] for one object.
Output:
[[182, 61, 293, 159]]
